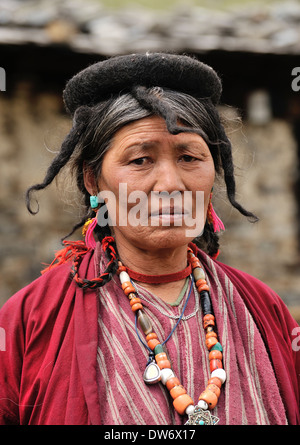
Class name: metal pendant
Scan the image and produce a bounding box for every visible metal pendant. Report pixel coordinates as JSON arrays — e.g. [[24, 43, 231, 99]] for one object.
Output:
[[143, 360, 161, 384], [185, 406, 219, 425]]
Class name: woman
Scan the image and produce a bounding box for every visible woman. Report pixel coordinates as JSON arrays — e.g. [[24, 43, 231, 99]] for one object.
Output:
[[0, 53, 299, 425]]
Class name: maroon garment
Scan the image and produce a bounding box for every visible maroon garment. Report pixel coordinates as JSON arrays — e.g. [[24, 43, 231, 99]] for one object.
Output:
[[0, 247, 299, 425], [0, 251, 100, 425], [218, 260, 300, 425]]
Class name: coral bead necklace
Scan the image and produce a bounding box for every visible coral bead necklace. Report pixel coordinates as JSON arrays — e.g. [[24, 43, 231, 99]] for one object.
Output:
[[117, 246, 226, 425]]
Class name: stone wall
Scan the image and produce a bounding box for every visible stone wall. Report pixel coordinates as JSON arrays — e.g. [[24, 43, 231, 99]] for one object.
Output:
[[0, 81, 73, 306], [1, 81, 299, 322], [216, 107, 300, 317]]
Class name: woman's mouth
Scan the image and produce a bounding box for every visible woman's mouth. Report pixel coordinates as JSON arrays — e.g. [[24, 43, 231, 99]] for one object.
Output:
[[150, 207, 189, 224]]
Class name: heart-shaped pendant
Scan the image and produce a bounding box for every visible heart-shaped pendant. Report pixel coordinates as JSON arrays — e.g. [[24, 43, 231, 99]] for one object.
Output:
[[143, 361, 161, 384]]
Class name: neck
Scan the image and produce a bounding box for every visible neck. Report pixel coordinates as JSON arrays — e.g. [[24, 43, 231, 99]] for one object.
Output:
[[114, 234, 190, 304], [115, 236, 189, 276]]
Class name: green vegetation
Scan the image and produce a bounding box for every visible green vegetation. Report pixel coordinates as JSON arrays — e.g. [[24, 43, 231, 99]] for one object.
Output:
[[95, 0, 296, 11]]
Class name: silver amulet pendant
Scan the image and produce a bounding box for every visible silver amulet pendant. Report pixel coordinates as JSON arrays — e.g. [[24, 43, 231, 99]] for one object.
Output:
[[143, 360, 161, 384]]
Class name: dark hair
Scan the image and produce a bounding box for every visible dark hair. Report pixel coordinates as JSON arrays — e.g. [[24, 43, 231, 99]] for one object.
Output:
[[26, 86, 257, 260]]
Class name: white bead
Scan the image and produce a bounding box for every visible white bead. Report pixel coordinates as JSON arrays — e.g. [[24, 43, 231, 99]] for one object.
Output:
[[119, 271, 130, 284], [211, 368, 226, 384], [185, 405, 195, 416], [160, 368, 175, 385], [198, 400, 208, 410], [193, 267, 206, 281]]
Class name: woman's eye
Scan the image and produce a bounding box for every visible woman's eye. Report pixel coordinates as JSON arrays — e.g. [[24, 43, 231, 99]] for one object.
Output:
[[180, 154, 197, 162], [131, 157, 148, 165]]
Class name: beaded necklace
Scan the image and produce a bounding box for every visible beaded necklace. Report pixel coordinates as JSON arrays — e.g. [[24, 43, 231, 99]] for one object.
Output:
[[117, 246, 226, 425], [134, 276, 194, 356], [131, 278, 200, 320]]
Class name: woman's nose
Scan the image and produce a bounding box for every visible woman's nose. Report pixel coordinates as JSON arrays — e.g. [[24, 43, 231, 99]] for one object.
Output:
[[152, 161, 185, 193]]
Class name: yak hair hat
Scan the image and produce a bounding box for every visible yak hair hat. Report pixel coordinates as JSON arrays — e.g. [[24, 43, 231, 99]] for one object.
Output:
[[63, 52, 222, 116]]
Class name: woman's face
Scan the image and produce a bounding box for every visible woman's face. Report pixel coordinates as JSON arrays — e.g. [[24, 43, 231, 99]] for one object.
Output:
[[88, 115, 215, 251]]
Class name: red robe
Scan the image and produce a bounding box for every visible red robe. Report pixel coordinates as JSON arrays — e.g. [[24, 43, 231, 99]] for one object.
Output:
[[0, 248, 299, 425]]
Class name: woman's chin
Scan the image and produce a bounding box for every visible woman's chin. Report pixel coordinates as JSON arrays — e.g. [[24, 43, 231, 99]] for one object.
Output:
[[114, 225, 198, 251]]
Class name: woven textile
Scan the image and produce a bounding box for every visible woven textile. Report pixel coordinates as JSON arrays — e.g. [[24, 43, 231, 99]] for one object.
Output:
[[95, 246, 287, 425]]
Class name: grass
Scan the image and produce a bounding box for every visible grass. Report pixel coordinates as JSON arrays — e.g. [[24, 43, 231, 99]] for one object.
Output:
[[94, 0, 296, 11]]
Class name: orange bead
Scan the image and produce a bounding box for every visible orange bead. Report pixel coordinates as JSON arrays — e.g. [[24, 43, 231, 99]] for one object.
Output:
[[207, 377, 222, 388], [130, 297, 141, 306], [209, 350, 223, 361], [155, 352, 167, 361], [199, 389, 218, 410], [205, 331, 217, 339], [203, 314, 215, 322], [121, 281, 136, 295], [157, 359, 171, 370], [166, 377, 181, 391], [206, 383, 221, 398], [170, 385, 187, 400], [196, 279, 207, 288], [209, 358, 223, 373], [173, 394, 194, 416], [146, 333, 158, 341], [190, 256, 201, 267], [197, 284, 210, 292], [205, 337, 218, 350], [124, 285, 136, 296], [131, 303, 143, 312], [121, 281, 131, 289], [147, 339, 160, 350], [203, 320, 215, 329]]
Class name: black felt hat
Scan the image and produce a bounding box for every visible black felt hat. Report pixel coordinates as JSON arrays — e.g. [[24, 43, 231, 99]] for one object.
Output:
[[63, 52, 222, 116]]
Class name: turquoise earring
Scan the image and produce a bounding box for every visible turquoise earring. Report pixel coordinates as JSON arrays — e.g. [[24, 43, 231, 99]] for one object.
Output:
[[90, 195, 99, 210], [83, 195, 99, 250]]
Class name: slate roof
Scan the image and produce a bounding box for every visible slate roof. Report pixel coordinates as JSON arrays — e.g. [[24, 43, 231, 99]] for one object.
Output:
[[0, 0, 299, 55]]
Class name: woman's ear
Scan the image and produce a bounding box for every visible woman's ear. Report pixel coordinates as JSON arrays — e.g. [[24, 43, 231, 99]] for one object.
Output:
[[83, 162, 97, 196]]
